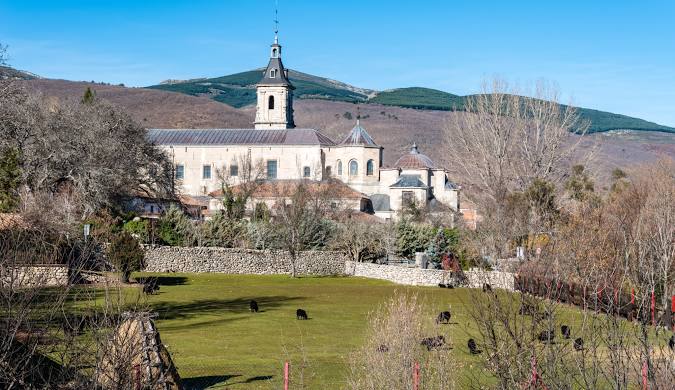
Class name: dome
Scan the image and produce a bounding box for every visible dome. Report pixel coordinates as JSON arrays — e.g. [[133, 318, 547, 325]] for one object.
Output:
[[394, 144, 435, 169], [339, 120, 378, 146]]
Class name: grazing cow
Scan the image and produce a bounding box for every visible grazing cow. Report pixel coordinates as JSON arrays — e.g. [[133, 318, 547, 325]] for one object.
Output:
[[142, 278, 159, 295], [420, 335, 445, 351], [250, 300, 259, 313], [538, 330, 555, 343], [669, 335, 675, 351], [482, 283, 493, 293], [376, 344, 389, 353], [436, 311, 451, 325], [573, 337, 584, 351], [467, 338, 482, 354], [296, 309, 308, 320], [438, 283, 447, 288], [561, 325, 571, 339]]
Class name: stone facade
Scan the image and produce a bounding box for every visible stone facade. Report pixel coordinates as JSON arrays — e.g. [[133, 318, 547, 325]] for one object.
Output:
[[1, 265, 69, 288], [143, 246, 348, 276]]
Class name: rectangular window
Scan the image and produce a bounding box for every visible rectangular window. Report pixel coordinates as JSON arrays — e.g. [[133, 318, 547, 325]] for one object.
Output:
[[202, 165, 211, 180], [303, 166, 310, 178], [402, 191, 414, 206], [175, 164, 184, 180], [230, 165, 239, 177], [266, 160, 278, 179]]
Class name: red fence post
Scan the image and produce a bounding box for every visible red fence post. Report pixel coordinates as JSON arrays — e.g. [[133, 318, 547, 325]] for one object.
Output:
[[413, 361, 420, 390], [284, 361, 289, 390], [642, 360, 648, 390]]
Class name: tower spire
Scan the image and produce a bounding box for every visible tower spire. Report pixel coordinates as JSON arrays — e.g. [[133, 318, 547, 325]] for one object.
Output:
[[274, 0, 279, 44]]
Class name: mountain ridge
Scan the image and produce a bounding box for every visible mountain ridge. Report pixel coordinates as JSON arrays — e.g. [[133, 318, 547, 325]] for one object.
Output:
[[147, 69, 675, 134]]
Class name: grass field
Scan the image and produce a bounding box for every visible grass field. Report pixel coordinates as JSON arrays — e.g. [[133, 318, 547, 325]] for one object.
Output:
[[128, 273, 670, 389], [134, 273, 494, 389]]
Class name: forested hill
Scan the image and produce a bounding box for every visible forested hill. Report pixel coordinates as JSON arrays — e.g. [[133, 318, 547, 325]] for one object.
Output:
[[148, 70, 674, 134]]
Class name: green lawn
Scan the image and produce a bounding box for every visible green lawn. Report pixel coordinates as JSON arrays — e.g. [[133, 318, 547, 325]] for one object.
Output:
[[127, 273, 669, 389], [134, 273, 491, 389]]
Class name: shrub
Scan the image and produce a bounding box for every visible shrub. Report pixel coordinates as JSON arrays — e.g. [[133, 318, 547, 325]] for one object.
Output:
[[157, 205, 194, 246], [107, 231, 144, 283], [200, 213, 246, 247], [122, 218, 149, 243], [395, 218, 435, 259]]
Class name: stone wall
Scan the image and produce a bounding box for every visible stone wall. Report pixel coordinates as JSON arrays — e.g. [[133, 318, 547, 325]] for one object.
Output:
[[1, 265, 69, 288], [344, 261, 515, 290], [143, 246, 348, 276]]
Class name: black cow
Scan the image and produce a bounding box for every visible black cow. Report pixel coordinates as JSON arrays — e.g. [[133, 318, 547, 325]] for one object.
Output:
[[482, 283, 493, 293], [142, 278, 159, 295], [538, 330, 555, 343], [376, 344, 389, 353], [436, 311, 451, 324], [573, 337, 584, 351], [561, 325, 571, 339], [296, 309, 308, 320], [467, 338, 482, 354], [250, 300, 259, 313], [669, 335, 675, 351], [438, 283, 447, 288], [421, 335, 445, 351]]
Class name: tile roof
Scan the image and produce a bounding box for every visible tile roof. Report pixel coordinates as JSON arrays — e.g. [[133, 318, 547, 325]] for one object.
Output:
[[394, 144, 436, 169], [147, 128, 336, 146]]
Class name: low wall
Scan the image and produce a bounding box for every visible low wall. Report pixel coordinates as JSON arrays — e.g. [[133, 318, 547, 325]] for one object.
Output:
[[143, 246, 348, 276], [344, 261, 462, 286], [344, 261, 515, 290], [1, 265, 69, 288]]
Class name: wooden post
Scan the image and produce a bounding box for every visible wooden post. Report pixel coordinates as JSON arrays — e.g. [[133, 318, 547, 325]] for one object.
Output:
[[133, 364, 141, 390], [284, 361, 289, 390], [413, 361, 420, 390], [642, 360, 648, 390]]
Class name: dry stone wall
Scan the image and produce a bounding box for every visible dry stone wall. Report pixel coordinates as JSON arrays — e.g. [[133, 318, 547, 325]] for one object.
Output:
[[2, 265, 69, 288], [143, 246, 348, 276], [345, 261, 515, 290]]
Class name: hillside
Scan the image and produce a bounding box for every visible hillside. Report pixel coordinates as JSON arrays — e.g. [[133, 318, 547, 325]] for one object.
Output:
[[148, 70, 675, 134], [0, 65, 39, 81]]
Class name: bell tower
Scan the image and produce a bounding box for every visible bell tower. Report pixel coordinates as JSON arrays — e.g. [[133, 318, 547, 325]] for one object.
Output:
[[254, 33, 295, 129]]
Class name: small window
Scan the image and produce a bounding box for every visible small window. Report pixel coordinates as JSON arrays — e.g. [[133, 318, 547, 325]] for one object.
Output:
[[270, 68, 277, 78], [268, 95, 275, 109], [202, 165, 211, 179], [303, 166, 310, 178], [325, 166, 332, 177], [366, 159, 374, 176], [267, 160, 278, 179], [175, 164, 184, 180], [337, 160, 342, 176], [349, 160, 358, 176], [230, 165, 239, 177]]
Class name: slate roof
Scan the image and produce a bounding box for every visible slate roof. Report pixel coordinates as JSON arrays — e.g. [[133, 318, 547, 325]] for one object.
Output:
[[370, 194, 391, 211], [389, 174, 428, 189], [339, 120, 378, 146], [147, 128, 336, 146], [394, 144, 436, 169], [258, 43, 293, 87]]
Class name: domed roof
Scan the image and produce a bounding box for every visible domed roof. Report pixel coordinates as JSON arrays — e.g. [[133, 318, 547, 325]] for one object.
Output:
[[339, 120, 378, 146], [394, 144, 435, 169]]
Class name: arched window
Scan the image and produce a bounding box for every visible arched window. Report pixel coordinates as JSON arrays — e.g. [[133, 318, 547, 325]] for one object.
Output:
[[303, 166, 310, 177], [268, 95, 275, 109], [272, 48, 278, 58], [366, 159, 374, 176], [337, 160, 342, 176], [349, 160, 358, 176]]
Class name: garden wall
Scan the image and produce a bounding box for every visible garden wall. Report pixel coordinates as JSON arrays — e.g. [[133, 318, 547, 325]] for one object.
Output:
[[1, 265, 69, 288], [344, 261, 515, 290], [143, 246, 348, 276]]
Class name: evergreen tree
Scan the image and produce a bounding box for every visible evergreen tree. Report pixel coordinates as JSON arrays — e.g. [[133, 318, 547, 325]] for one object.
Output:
[[107, 231, 144, 283], [157, 205, 194, 246], [81, 87, 96, 105]]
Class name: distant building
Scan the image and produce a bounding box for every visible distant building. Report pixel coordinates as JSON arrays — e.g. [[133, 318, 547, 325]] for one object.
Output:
[[147, 32, 461, 221]]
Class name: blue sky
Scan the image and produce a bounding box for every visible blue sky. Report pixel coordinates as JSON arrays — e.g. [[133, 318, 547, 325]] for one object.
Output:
[[1, 0, 674, 126]]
